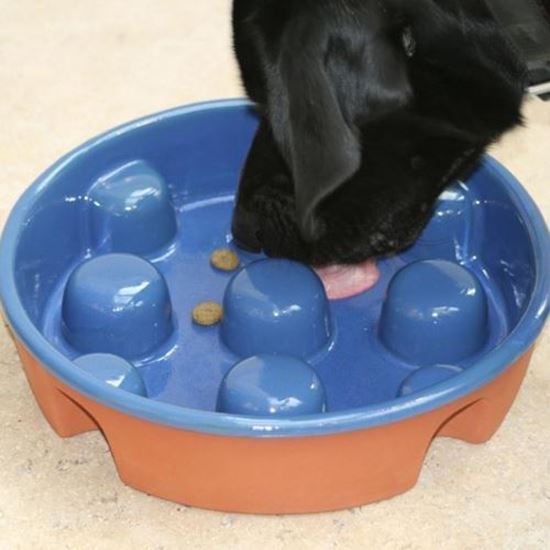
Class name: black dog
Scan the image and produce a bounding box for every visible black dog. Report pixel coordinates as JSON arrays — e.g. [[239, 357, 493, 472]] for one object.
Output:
[[231, 0, 526, 268]]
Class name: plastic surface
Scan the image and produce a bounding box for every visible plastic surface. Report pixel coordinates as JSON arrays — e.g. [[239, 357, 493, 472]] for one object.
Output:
[[221, 259, 332, 358], [61, 254, 174, 359], [88, 160, 177, 255], [398, 364, 464, 397], [74, 353, 147, 396], [217, 354, 326, 416], [0, 99, 548, 438], [380, 260, 488, 365]]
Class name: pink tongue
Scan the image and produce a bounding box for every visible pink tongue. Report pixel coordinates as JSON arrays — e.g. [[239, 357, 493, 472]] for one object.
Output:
[[314, 259, 380, 300]]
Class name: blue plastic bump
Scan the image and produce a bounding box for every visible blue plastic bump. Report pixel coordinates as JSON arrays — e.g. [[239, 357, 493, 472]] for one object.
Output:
[[62, 253, 173, 358], [74, 353, 147, 396], [398, 364, 464, 397], [88, 160, 177, 254], [380, 260, 488, 365], [221, 259, 332, 358], [217, 355, 326, 416]]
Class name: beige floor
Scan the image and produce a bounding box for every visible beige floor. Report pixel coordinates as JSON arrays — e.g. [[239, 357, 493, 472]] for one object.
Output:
[[1, 2, 549, 549]]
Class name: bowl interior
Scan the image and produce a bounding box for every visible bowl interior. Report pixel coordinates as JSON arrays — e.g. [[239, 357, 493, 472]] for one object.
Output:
[[4, 101, 545, 420]]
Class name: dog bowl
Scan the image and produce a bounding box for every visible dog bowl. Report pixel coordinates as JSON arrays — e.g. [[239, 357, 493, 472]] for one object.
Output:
[[1, 99, 548, 514]]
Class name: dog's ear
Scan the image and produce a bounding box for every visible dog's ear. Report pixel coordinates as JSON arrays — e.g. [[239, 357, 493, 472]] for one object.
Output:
[[265, 14, 412, 241], [266, 20, 360, 242]]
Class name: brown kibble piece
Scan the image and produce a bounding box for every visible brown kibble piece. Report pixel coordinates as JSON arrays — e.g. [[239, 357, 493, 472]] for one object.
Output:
[[210, 248, 240, 272], [192, 301, 223, 326]]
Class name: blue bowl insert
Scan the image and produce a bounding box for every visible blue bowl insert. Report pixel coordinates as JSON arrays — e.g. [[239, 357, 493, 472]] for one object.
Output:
[[0, 100, 548, 437]]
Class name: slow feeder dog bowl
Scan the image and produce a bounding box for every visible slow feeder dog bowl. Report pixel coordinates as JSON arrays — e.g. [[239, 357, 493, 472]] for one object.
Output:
[[0, 99, 548, 514]]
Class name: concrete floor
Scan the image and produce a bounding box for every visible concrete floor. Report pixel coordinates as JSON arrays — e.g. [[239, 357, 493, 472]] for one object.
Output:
[[0, 1, 549, 548]]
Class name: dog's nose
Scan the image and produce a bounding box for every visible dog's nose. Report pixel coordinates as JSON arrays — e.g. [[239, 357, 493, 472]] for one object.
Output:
[[231, 205, 262, 253]]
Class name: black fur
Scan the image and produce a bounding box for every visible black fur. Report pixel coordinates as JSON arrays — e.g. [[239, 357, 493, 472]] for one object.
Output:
[[232, 0, 526, 266]]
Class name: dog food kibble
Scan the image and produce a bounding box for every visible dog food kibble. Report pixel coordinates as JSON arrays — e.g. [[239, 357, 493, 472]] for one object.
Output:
[[192, 301, 223, 326], [210, 248, 240, 271]]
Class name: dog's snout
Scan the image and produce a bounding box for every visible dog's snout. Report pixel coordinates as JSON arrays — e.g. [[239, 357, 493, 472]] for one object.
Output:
[[231, 205, 262, 253]]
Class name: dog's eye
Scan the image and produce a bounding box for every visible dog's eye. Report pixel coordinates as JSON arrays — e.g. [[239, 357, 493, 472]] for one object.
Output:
[[402, 26, 416, 57]]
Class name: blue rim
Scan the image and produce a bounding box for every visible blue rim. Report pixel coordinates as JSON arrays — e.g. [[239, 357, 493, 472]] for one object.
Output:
[[1, 99, 549, 438]]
